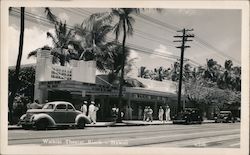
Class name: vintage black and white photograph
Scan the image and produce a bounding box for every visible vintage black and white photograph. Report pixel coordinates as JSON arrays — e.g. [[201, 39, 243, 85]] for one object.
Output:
[[1, 1, 249, 155]]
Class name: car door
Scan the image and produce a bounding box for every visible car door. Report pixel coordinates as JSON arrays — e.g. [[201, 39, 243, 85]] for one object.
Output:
[[66, 104, 78, 123], [53, 104, 67, 124]]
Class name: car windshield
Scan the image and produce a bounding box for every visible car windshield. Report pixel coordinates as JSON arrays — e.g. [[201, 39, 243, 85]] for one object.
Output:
[[43, 104, 55, 109]]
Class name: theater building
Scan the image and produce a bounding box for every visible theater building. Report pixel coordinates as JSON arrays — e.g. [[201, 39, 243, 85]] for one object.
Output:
[[33, 49, 181, 121]]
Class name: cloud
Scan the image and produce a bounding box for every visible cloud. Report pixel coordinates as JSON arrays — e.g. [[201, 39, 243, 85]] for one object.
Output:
[[150, 44, 174, 59], [129, 50, 139, 60], [8, 26, 53, 66], [58, 12, 69, 22]]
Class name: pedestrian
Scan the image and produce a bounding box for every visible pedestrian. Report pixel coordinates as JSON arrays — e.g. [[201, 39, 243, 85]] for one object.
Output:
[[88, 101, 98, 124], [81, 101, 88, 115], [165, 105, 171, 122], [158, 106, 164, 122], [143, 106, 148, 121], [111, 105, 119, 121], [148, 106, 153, 122], [138, 106, 142, 120], [29, 99, 43, 109]]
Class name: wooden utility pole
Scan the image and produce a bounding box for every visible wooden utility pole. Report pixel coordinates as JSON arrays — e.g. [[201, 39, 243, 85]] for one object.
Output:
[[174, 28, 194, 112]]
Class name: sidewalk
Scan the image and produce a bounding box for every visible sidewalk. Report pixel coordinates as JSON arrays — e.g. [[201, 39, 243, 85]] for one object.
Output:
[[8, 120, 215, 130]]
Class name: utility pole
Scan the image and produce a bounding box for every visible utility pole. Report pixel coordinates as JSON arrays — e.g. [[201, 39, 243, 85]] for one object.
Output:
[[174, 28, 194, 113]]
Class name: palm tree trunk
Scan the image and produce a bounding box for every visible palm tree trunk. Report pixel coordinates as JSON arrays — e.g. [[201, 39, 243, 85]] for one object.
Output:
[[8, 7, 25, 124], [60, 48, 65, 66], [117, 20, 127, 123]]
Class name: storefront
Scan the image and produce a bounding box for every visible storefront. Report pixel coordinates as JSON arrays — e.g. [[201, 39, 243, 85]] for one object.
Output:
[[34, 49, 180, 121]]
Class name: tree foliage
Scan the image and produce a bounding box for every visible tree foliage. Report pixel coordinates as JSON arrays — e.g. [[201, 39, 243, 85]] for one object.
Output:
[[139, 58, 241, 111]]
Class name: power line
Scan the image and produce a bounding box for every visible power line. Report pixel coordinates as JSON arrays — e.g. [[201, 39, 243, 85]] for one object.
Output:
[[81, 8, 238, 65], [136, 14, 240, 65], [10, 8, 201, 67]]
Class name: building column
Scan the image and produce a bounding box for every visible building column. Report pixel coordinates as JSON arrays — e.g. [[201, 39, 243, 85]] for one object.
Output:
[[100, 97, 105, 121]]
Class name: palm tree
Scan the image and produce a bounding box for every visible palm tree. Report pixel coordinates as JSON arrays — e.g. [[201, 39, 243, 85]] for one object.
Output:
[[28, 8, 74, 66], [106, 44, 131, 84], [47, 21, 75, 66], [72, 16, 115, 72], [88, 8, 161, 122], [110, 8, 142, 122], [8, 7, 25, 124]]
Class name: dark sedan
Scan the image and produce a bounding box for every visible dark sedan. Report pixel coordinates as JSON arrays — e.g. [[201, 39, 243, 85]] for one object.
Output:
[[172, 108, 203, 124]]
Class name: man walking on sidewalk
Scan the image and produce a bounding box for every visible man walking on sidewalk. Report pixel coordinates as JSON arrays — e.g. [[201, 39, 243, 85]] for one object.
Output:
[[81, 101, 88, 115], [158, 106, 164, 122], [88, 101, 98, 124], [148, 106, 153, 122], [165, 105, 171, 122], [143, 106, 148, 121]]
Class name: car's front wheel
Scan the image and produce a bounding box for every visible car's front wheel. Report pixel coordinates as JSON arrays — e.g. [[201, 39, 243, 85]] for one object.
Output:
[[22, 124, 31, 130], [77, 119, 86, 129], [35, 119, 48, 130]]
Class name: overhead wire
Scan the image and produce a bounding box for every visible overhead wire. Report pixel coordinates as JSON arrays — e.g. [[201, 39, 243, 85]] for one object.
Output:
[[10, 8, 203, 67]]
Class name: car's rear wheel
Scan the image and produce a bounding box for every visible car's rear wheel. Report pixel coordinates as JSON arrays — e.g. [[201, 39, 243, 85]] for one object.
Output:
[[35, 119, 48, 130], [77, 119, 86, 129]]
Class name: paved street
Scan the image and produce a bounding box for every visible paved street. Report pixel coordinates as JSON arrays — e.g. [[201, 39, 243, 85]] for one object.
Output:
[[8, 123, 240, 148]]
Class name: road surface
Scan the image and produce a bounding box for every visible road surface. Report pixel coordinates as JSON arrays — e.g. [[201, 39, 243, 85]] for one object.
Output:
[[8, 123, 240, 148]]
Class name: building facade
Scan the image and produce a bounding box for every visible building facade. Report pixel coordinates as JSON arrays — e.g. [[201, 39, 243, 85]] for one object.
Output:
[[34, 49, 181, 121]]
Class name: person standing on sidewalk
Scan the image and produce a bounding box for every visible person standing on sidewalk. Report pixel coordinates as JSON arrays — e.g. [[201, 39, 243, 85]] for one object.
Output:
[[158, 106, 164, 122], [165, 105, 171, 122], [112, 105, 119, 122], [148, 106, 153, 122], [81, 101, 88, 115], [88, 101, 98, 124], [143, 106, 148, 121]]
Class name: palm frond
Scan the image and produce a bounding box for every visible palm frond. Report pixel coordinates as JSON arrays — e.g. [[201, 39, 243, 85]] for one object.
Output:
[[46, 32, 59, 47], [27, 49, 38, 58], [44, 7, 58, 24], [126, 17, 134, 36], [113, 19, 123, 41]]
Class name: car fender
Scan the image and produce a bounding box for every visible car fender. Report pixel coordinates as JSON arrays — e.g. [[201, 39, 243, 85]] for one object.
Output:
[[75, 114, 91, 124], [32, 113, 56, 126], [20, 114, 27, 120]]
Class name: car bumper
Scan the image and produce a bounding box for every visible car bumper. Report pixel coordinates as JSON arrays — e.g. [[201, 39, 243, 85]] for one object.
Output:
[[19, 120, 35, 126], [173, 120, 186, 123]]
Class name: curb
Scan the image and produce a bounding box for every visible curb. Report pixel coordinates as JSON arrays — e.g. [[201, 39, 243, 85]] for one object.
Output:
[[8, 120, 216, 130]]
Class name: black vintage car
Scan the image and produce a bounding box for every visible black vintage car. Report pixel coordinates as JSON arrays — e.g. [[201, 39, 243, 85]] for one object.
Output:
[[214, 111, 235, 123], [172, 108, 203, 124]]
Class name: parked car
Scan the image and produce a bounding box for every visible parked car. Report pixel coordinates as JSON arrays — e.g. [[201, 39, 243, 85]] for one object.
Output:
[[19, 101, 91, 130], [172, 108, 203, 124], [214, 111, 235, 123]]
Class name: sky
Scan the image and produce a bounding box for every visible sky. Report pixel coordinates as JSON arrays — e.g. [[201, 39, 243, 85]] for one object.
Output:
[[8, 8, 241, 77]]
